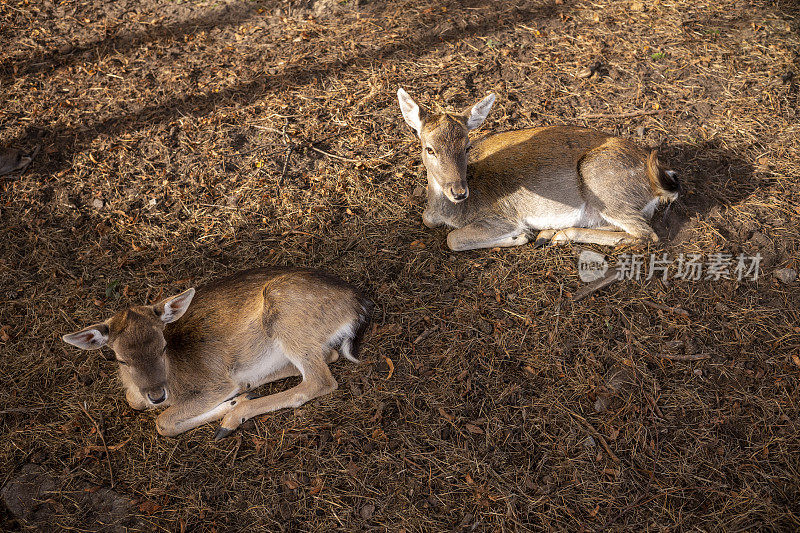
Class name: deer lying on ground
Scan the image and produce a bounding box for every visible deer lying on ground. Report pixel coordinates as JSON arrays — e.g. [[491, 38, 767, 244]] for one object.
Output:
[[0, 147, 36, 177], [63, 267, 372, 440], [397, 88, 680, 251]]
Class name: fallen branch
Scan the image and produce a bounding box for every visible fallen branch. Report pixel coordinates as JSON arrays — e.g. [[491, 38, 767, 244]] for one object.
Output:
[[308, 144, 360, 163], [573, 270, 620, 301]]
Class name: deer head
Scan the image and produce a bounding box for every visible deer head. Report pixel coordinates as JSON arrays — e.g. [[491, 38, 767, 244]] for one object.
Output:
[[63, 289, 195, 406], [398, 88, 495, 203]]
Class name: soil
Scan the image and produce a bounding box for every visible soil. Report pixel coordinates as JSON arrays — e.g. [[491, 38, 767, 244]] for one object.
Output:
[[1, 0, 799, 530]]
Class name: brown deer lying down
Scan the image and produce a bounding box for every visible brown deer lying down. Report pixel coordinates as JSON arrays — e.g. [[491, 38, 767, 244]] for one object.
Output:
[[0, 147, 36, 177], [63, 268, 372, 440], [397, 88, 680, 251]]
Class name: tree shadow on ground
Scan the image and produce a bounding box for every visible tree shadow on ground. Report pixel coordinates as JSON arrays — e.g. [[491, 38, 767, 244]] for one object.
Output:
[[6, 0, 572, 176], [0, 1, 268, 79]]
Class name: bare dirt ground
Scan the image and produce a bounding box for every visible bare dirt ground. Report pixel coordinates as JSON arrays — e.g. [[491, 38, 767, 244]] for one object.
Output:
[[1, 0, 799, 530]]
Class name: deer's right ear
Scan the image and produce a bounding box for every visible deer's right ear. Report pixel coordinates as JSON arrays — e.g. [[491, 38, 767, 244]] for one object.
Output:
[[398, 88, 426, 138], [465, 93, 496, 130], [154, 288, 196, 324], [63, 323, 110, 350]]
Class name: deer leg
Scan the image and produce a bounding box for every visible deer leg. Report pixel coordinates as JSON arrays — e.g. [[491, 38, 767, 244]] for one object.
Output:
[[540, 218, 657, 246], [446, 218, 528, 251], [422, 208, 444, 228], [599, 213, 659, 243], [326, 348, 340, 364], [153, 348, 340, 437], [215, 354, 337, 440], [534, 229, 559, 247], [536, 225, 617, 247], [548, 227, 639, 246], [125, 388, 149, 411], [155, 383, 243, 437]]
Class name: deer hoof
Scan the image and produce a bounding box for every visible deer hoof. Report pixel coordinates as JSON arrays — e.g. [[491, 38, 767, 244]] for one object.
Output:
[[213, 426, 234, 441]]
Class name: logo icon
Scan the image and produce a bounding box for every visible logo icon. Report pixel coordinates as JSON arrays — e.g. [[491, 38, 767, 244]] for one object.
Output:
[[578, 250, 608, 282]]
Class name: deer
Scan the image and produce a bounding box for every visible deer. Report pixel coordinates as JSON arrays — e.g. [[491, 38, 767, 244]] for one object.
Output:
[[397, 88, 680, 251], [0, 146, 36, 177], [62, 267, 372, 440]]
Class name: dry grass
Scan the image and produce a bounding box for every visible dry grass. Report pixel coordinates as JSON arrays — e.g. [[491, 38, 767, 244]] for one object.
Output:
[[1, 0, 799, 530]]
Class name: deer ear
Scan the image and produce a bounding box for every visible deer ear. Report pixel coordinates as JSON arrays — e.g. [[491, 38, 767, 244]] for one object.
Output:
[[397, 88, 427, 138], [153, 288, 195, 324], [465, 93, 496, 130], [63, 323, 110, 350]]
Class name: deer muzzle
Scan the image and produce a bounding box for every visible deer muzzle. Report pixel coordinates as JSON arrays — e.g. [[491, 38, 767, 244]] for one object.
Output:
[[143, 386, 168, 405]]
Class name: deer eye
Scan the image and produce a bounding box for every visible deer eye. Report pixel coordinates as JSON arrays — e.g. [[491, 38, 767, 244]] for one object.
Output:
[[116, 359, 129, 366], [425, 147, 435, 156]]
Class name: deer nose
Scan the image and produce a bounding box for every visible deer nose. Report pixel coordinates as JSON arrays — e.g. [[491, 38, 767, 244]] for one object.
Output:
[[451, 187, 469, 202], [147, 388, 167, 405]]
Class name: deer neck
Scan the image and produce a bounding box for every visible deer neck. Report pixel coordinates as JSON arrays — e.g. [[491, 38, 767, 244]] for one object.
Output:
[[425, 171, 475, 229]]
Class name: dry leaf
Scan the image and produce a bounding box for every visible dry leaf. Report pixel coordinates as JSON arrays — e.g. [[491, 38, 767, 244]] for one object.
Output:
[[382, 356, 394, 379], [465, 423, 484, 434], [377, 323, 402, 336], [345, 461, 360, 477], [308, 476, 324, 495], [138, 500, 161, 515], [438, 407, 454, 423], [282, 474, 300, 490]]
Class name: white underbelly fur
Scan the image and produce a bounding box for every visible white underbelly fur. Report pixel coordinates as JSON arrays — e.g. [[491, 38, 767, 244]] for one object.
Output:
[[524, 203, 604, 230], [523, 200, 659, 230], [233, 341, 293, 387]]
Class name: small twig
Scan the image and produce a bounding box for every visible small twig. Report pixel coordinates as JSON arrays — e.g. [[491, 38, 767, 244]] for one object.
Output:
[[567, 409, 620, 464], [308, 144, 360, 163], [413, 325, 439, 344], [578, 109, 663, 120], [657, 353, 711, 361], [279, 144, 294, 186], [641, 300, 690, 317], [646, 394, 665, 420], [78, 401, 115, 489], [573, 269, 620, 301]]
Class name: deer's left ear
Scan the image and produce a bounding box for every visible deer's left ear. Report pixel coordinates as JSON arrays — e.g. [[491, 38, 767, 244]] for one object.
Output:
[[153, 288, 195, 324], [464, 93, 496, 130], [63, 323, 110, 350], [398, 88, 427, 138]]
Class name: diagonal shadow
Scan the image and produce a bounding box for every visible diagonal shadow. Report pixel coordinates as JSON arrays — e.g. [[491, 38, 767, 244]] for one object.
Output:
[[5, 0, 570, 175], [0, 1, 270, 80]]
